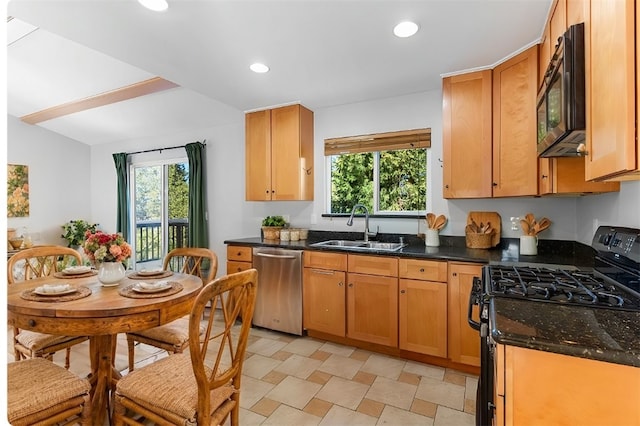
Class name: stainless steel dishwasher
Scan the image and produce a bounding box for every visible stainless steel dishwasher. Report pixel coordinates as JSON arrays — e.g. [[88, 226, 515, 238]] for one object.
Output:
[[251, 247, 303, 335]]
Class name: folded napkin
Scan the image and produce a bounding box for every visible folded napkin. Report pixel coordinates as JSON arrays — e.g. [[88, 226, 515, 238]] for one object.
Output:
[[64, 266, 91, 273], [137, 280, 169, 290], [36, 284, 71, 293]]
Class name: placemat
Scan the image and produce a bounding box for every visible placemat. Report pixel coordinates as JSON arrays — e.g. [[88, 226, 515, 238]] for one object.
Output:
[[53, 270, 98, 279], [118, 281, 183, 299], [127, 271, 174, 280], [20, 286, 92, 302]]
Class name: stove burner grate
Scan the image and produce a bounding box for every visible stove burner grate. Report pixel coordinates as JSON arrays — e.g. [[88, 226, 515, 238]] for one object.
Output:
[[488, 266, 640, 311]]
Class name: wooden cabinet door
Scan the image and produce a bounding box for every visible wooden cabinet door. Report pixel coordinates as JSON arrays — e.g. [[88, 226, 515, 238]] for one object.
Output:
[[503, 345, 640, 425], [347, 273, 398, 347], [304, 250, 347, 271], [586, 0, 636, 180], [270, 104, 314, 201], [442, 70, 493, 198], [399, 279, 447, 357], [448, 262, 481, 367], [303, 267, 346, 336], [492, 45, 539, 197], [245, 110, 272, 200]]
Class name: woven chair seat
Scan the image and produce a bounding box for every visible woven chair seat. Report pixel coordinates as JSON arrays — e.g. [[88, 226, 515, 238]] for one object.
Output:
[[116, 352, 235, 423], [128, 316, 205, 346], [8, 358, 91, 424], [15, 329, 82, 351]]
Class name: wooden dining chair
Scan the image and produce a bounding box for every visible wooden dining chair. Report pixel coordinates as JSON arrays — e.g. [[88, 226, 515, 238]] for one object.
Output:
[[7, 245, 89, 369], [126, 247, 218, 371], [114, 268, 258, 425], [8, 357, 92, 425]]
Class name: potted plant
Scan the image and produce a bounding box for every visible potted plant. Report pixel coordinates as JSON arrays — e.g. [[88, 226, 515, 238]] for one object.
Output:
[[261, 215, 287, 240], [61, 220, 99, 248]]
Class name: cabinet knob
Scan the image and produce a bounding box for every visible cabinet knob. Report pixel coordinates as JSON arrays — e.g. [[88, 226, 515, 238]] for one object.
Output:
[[400, 289, 406, 294], [28, 319, 36, 327], [265, 190, 269, 194], [492, 182, 498, 187], [445, 184, 449, 189], [419, 268, 425, 272], [348, 283, 353, 288], [541, 175, 548, 179], [452, 272, 457, 277], [338, 282, 344, 287]]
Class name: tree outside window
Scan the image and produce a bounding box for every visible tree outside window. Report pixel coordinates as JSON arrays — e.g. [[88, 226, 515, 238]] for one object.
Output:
[[330, 148, 426, 214]]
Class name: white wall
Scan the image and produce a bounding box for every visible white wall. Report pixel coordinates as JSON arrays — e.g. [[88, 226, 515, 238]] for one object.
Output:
[[8, 89, 640, 270], [6, 115, 92, 245], [575, 180, 640, 244]]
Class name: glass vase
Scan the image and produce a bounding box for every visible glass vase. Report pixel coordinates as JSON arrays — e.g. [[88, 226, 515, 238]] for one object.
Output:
[[98, 261, 126, 287]]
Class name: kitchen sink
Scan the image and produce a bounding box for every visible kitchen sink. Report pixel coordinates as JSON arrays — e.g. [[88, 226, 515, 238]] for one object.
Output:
[[310, 240, 405, 252]]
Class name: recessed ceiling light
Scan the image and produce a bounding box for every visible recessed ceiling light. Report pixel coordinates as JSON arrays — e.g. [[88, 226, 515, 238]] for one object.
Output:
[[393, 21, 419, 38], [138, 0, 169, 12], [250, 63, 270, 73]]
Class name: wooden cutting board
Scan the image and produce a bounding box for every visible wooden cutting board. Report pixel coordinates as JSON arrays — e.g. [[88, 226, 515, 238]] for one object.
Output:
[[467, 211, 501, 247]]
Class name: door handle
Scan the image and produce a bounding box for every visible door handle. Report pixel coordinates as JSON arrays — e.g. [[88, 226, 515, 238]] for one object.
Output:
[[255, 252, 297, 259]]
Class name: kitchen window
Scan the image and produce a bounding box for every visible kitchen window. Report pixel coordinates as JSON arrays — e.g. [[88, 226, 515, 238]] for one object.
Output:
[[325, 128, 430, 215]]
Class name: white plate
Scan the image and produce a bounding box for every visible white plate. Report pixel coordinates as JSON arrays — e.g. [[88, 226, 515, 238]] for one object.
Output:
[[136, 269, 165, 276], [33, 286, 77, 296], [132, 283, 172, 293], [63, 266, 91, 275]]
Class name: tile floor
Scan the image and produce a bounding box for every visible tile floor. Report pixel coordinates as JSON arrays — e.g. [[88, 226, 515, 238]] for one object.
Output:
[[8, 326, 477, 425]]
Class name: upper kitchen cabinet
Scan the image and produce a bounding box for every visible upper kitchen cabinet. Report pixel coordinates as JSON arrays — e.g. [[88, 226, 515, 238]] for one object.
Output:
[[245, 104, 314, 201], [492, 45, 539, 197], [442, 70, 493, 198], [585, 0, 639, 180], [538, 0, 619, 194]]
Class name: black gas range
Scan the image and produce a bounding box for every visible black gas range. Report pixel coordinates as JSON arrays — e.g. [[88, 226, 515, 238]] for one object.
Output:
[[470, 226, 640, 426]]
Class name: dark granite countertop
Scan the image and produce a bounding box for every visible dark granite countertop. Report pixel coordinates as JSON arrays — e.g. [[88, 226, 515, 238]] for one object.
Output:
[[226, 230, 640, 366], [224, 230, 596, 267], [490, 297, 640, 367]]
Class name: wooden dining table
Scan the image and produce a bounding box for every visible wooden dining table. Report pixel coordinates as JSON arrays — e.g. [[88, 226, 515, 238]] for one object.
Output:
[[7, 271, 203, 425]]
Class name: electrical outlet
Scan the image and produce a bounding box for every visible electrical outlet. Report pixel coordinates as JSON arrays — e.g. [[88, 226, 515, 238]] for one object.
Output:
[[510, 217, 521, 231]]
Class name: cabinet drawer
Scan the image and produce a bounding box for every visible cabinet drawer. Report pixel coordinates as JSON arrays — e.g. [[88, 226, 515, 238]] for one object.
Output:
[[227, 246, 252, 262], [398, 258, 447, 282], [304, 251, 348, 271], [227, 261, 252, 274], [348, 254, 398, 277]]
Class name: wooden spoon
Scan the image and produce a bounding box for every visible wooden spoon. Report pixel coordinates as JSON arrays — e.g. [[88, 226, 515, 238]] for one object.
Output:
[[434, 215, 447, 230], [426, 213, 435, 229], [520, 219, 531, 235], [537, 217, 552, 233], [525, 213, 536, 227]]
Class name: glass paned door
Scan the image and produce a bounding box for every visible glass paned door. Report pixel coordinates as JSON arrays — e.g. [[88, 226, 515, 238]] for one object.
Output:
[[130, 161, 189, 270]]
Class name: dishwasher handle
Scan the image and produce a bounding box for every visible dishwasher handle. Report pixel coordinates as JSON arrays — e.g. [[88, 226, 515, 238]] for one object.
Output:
[[254, 252, 298, 260]]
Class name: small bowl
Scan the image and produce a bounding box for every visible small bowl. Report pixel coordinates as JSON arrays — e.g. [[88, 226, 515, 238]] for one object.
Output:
[[8, 238, 23, 250]]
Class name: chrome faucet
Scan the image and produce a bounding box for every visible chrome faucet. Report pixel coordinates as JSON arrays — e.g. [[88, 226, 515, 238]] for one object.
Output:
[[347, 204, 374, 242]]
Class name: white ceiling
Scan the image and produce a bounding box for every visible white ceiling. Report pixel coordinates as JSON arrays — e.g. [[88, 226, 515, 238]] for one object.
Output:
[[6, 0, 552, 146]]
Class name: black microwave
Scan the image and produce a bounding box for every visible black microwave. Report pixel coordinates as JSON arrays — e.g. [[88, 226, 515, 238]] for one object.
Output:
[[537, 23, 586, 157]]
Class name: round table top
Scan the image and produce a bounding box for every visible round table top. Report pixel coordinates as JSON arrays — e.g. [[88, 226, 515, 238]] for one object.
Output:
[[7, 272, 203, 336]]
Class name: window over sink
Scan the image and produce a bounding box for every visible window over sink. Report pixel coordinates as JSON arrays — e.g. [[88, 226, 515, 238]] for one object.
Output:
[[324, 128, 429, 215]]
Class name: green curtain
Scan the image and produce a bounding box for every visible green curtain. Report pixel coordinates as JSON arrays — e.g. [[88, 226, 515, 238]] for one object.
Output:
[[112, 153, 130, 240], [185, 142, 209, 248]]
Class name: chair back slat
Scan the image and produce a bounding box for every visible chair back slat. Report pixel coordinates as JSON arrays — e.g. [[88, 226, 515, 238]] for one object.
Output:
[[188, 269, 258, 425], [8, 246, 82, 284], [163, 247, 218, 284]]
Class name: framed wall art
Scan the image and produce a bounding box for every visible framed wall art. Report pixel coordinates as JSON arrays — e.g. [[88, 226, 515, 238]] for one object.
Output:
[[7, 164, 29, 217]]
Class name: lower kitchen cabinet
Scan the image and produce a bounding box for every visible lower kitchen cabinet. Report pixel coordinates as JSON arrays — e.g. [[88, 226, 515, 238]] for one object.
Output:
[[448, 262, 482, 367], [303, 251, 348, 336], [399, 278, 447, 357], [347, 272, 398, 347], [303, 266, 346, 337], [495, 344, 640, 425], [226, 245, 252, 274]]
